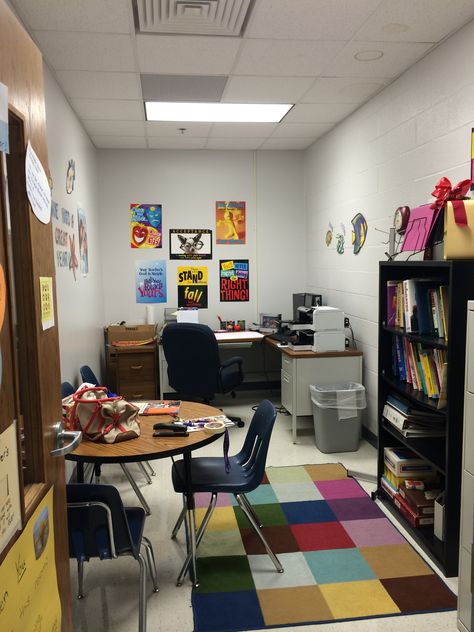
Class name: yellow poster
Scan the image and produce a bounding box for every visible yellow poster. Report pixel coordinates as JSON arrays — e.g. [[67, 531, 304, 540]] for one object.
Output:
[[0, 487, 62, 632], [39, 276, 54, 330], [177, 266, 208, 309]]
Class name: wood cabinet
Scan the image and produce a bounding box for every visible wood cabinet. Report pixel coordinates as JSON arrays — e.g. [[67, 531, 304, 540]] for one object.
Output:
[[376, 260, 474, 577], [114, 346, 157, 400]]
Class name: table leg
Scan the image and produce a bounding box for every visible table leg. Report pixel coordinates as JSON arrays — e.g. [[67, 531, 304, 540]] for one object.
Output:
[[76, 462, 84, 483], [292, 410, 297, 444], [183, 451, 199, 588]]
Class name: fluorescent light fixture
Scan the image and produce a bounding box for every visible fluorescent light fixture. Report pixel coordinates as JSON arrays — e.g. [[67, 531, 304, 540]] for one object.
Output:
[[145, 101, 292, 123]]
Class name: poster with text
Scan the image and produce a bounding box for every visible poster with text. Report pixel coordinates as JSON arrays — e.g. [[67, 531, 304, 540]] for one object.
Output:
[[220, 259, 249, 302], [216, 201, 246, 244], [177, 266, 208, 309], [136, 260, 167, 303], [170, 229, 212, 260], [130, 203, 162, 248], [77, 206, 89, 275]]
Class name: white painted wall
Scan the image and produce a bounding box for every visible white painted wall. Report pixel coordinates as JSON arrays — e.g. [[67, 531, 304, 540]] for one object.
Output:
[[304, 19, 474, 435], [44, 65, 105, 386], [97, 149, 305, 329]]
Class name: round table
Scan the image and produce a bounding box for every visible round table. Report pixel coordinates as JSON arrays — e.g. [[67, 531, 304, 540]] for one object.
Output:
[[67, 401, 225, 584]]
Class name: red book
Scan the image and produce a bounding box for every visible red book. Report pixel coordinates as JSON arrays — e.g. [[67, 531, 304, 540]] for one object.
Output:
[[141, 401, 181, 415], [394, 493, 434, 527], [398, 485, 439, 515]]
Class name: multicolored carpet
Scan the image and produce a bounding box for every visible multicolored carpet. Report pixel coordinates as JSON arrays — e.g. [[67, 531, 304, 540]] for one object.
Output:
[[191, 463, 456, 631]]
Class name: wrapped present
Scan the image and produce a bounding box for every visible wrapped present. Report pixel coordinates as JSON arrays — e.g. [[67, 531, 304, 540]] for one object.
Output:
[[429, 177, 473, 259]]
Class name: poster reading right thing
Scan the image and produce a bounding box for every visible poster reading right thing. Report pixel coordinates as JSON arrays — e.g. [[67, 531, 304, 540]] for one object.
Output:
[[220, 259, 249, 302], [216, 201, 246, 244]]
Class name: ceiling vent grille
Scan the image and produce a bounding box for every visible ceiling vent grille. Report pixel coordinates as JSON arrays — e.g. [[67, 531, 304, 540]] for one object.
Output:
[[136, 0, 253, 36]]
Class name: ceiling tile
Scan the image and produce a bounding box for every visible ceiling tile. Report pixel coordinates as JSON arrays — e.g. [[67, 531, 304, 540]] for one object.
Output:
[[233, 39, 345, 77], [302, 77, 390, 104], [146, 122, 213, 137], [271, 123, 333, 138], [83, 120, 146, 137], [324, 40, 433, 78], [11, 0, 131, 33], [209, 123, 277, 137], [222, 76, 314, 103], [136, 34, 241, 74], [70, 99, 144, 121], [261, 137, 315, 150], [55, 71, 141, 100], [283, 103, 357, 124], [34, 31, 136, 71], [206, 138, 265, 150], [141, 74, 227, 102], [247, 0, 381, 41], [92, 136, 147, 149], [354, 0, 474, 43], [147, 137, 208, 149]]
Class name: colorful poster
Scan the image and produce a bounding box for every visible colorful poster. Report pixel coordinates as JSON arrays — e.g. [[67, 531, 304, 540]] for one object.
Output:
[[39, 276, 55, 330], [216, 201, 246, 244], [77, 206, 88, 275], [130, 203, 162, 248], [52, 200, 78, 281], [219, 259, 249, 302], [136, 260, 167, 303], [177, 266, 208, 309], [170, 229, 212, 260], [0, 422, 21, 556], [0, 81, 8, 154], [0, 487, 62, 632]]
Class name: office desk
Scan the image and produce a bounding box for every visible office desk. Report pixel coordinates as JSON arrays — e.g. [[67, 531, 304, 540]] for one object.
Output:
[[67, 401, 223, 585], [266, 338, 363, 443], [158, 330, 274, 397]]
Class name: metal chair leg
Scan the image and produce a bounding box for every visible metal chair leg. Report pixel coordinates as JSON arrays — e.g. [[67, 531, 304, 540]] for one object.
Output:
[[176, 492, 217, 586], [142, 536, 159, 592], [144, 461, 156, 476], [137, 552, 147, 632], [235, 493, 283, 573], [77, 560, 85, 599], [120, 463, 151, 515], [171, 506, 186, 539], [240, 493, 263, 528], [138, 462, 152, 485]]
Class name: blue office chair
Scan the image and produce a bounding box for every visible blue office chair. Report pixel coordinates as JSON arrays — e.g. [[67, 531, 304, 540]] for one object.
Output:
[[67, 483, 159, 632], [161, 322, 244, 426], [171, 399, 283, 586], [61, 381, 75, 398]]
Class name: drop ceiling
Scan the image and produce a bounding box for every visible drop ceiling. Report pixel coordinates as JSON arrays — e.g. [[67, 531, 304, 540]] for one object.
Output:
[[9, 0, 474, 151]]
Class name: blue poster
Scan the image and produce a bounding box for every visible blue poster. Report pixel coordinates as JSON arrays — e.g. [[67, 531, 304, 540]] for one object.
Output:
[[135, 260, 167, 303]]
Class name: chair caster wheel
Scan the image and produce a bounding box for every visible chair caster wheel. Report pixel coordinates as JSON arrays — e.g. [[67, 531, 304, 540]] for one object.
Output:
[[278, 569, 284, 573], [77, 594, 85, 600], [176, 581, 182, 587], [153, 587, 160, 593]]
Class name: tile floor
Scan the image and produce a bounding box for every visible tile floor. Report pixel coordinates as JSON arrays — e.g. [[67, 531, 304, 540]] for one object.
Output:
[[69, 391, 459, 632]]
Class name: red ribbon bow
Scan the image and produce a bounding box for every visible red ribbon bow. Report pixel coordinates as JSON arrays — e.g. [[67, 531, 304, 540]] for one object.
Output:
[[430, 176, 472, 226]]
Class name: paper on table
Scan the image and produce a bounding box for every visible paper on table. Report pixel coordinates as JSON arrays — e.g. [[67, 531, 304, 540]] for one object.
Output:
[[401, 205, 441, 252], [215, 331, 264, 341]]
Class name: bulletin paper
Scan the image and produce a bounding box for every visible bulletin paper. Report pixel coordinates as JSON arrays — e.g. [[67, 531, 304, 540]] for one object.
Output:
[[0, 422, 21, 556]]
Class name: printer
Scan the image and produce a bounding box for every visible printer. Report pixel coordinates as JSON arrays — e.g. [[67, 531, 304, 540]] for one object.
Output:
[[310, 306, 346, 352]]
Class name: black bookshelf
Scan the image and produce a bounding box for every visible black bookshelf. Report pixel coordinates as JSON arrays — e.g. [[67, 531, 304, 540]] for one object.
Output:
[[377, 260, 474, 577]]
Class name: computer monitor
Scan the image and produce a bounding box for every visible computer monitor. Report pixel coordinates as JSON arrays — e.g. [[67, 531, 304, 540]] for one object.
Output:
[[304, 293, 322, 308], [293, 293, 322, 321]]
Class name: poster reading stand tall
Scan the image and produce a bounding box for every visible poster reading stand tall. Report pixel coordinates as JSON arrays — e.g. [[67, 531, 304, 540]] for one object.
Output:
[[178, 266, 208, 309]]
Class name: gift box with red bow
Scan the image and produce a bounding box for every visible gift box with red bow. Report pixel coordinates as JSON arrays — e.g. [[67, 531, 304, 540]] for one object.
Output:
[[430, 177, 473, 259]]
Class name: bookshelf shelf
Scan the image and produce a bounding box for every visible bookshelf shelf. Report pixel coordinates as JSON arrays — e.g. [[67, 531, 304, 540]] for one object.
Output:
[[377, 260, 474, 577]]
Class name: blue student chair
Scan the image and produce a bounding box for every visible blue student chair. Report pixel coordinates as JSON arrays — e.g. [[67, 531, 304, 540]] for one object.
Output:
[[66, 483, 159, 632], [79, 364, 100, 385], [61, 381, 75, 398], [170, 399, 283, 586]]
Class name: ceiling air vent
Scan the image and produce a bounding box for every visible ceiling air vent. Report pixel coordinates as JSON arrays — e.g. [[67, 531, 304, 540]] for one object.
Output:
[[135, 0, 253, 36]]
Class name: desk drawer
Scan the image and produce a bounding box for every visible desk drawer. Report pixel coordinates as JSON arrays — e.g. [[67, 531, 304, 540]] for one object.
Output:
[[282, 354, 295, 377], [119, 382, 156, 400], [117, 352, 155, 383], [464, 392, 474, 474]]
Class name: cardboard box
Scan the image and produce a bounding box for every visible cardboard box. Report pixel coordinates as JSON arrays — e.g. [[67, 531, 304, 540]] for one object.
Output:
[[444, 200, 474, 259], [105, 324, 157, 344]]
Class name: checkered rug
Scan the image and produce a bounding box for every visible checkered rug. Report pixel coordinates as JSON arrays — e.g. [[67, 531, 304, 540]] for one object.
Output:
[[191, 463, 456, 631]]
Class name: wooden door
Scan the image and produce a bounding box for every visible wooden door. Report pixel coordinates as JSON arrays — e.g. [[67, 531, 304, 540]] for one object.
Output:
[[0, 1, 72, 630]]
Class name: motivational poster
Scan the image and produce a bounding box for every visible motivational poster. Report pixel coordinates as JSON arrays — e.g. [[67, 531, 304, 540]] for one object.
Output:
[[77, 206, 88, 275], [169, 229, 212, 260], [216, 201, 246, 244], [135, 260, 167, 303], [52, 200, 79, 280], [177, 266, 208, 309], [219, 259, 249, 302], [130, 203, 162, 248]]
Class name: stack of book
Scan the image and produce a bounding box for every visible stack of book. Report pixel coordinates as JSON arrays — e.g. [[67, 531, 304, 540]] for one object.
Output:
[[381, 446, 440, 527], [387, 279, 449, 339], [382, 393, 445, 438]]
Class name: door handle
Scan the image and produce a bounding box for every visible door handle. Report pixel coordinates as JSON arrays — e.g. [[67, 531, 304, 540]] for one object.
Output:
[[50, 420, 82, 457]]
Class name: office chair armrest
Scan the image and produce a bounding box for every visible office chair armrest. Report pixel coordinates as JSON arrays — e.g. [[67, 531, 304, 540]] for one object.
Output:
[[220, 356, 243, 371]]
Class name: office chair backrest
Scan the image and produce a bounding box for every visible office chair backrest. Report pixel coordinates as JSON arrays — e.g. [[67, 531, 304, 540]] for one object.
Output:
[[61, 381, 75, 398], [67, 484, 139, 560], [236, 399, 277, 487], [161, 323, 221, 399], [80, 365, 100, 385]]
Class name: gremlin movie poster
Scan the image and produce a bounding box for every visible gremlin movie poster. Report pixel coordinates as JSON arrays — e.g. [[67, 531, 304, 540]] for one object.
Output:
[[219, 260, 249, 302], [130, 203, 162, 248], [177, 266, 208, 309]]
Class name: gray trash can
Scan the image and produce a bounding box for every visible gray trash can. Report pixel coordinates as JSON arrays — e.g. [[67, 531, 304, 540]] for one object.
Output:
[[310, 383, 367, 453]]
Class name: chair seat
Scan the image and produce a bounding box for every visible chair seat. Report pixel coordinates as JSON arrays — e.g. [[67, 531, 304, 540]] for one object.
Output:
[[172, 456, 258, 494]]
